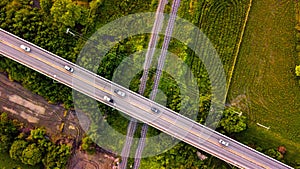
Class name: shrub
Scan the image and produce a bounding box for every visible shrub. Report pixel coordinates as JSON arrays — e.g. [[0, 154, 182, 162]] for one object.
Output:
[[296, 65, 300, 76], [296, 45, 300, 52]]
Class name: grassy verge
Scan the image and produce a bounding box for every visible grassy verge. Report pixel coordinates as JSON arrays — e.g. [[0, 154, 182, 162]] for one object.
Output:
[[228, 0, 300, 163]]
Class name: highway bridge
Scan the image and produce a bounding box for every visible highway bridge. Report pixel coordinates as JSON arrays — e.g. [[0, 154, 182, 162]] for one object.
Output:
[[0, 28, 293, 169]]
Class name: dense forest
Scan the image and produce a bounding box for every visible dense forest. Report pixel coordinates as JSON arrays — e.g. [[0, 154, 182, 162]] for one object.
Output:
[[0, 0, 296, 168]]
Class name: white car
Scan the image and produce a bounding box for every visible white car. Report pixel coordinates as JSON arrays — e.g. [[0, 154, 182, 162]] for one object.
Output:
[[219, 139, 229, 147], [64, 65, 74, 73], [20, 45, 31, 52], [114, 89, 126, 97], [104, 96, 114, 104]]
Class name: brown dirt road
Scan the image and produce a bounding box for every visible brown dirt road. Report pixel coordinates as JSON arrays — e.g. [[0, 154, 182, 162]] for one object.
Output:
[[0, 73, 67, 138]]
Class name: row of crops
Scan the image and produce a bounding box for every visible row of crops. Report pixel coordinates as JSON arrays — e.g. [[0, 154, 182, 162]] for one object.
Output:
[[176, 0, 251, 81]]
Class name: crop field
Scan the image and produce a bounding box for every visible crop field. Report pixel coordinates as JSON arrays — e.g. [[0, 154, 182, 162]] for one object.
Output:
[[227, 0, 300, 162], [176, 0, 251, 82]]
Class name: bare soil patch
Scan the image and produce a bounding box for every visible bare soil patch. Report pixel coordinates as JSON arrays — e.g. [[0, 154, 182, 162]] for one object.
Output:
[[68, 150, 118, 169]]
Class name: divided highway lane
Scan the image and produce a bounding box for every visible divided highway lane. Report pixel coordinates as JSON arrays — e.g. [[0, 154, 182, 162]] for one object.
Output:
[[151, 113, 265, 169], [0, 29, 293, 169]]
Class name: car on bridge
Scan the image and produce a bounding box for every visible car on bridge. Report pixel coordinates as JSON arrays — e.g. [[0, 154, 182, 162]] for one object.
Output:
[[219, 139, 229, 147], [114, 89, 126, 97], [151, 107, 160, 114], [64, 65, 74, 73], [104, 96, 114, 104], [20, 44, 30, 52]]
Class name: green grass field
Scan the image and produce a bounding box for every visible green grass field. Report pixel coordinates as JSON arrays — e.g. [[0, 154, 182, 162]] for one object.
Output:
[[0, 152, 42, 169], [177, 0, 251, 81], [227, 0, 300, 163]]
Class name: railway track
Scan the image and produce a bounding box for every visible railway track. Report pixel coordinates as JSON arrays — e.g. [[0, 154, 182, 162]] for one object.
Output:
[[132, 0, 181, 168], [119, 0, 168, 168]]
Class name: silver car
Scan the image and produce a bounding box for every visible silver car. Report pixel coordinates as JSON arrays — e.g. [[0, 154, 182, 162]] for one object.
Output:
[[20, 44, 31, 52], [114, 89, 126, 97]]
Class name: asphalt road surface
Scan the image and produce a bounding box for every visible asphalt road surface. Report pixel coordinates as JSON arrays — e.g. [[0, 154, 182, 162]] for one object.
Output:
[[0, 28, 293, 169]]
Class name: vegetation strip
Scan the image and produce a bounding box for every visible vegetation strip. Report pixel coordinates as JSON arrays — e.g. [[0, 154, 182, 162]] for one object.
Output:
[[225, 0, 252, 98]]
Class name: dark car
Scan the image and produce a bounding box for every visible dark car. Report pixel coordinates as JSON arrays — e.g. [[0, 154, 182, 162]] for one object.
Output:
[[151, 107, 160, 114]]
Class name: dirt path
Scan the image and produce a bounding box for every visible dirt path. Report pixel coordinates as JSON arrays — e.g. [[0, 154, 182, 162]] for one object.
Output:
[[0, 73, 66, 137], [68, 150, 118, 169]]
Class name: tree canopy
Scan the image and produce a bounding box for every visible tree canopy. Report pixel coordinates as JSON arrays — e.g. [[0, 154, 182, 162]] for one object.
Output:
[[50, 0, 88, 28], [0, 113, 18, 152], [20, 143, 43, 166], [218, 107, 247, 134], [9, 140, 28, 160]]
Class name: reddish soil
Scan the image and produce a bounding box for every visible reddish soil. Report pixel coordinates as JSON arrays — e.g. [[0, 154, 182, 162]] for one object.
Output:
[[68, 150, 117, 169]]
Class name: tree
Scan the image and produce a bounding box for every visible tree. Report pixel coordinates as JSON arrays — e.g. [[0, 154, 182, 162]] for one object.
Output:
[[140, 142, 205, 168], [296, 65, 300, 76], [0, 113, 17, 136], [9, 140, 28, 160], [42, 144, 71, 169], [218, 107, 247, 134], [28, 128, 46, 140], [21, 143, 43, 166], [89, 0, 103, 17], [0, 135, 11, 152], [40, 0, 53, 14], [50, 0, 88, 28], [81, 136, 95, 154], [265, 148, 282, 160], [0, 113, 18, 152], [295, 24, 300, 31], [296, 45, 300, 52]]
